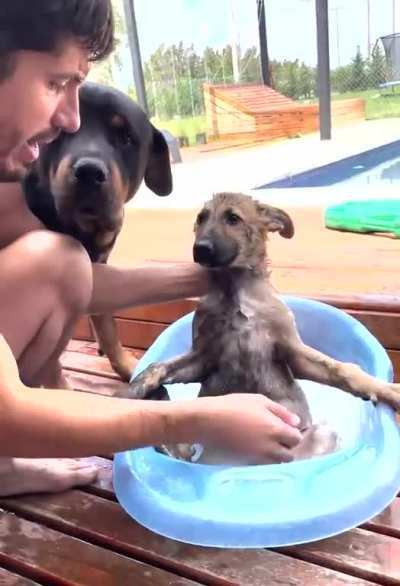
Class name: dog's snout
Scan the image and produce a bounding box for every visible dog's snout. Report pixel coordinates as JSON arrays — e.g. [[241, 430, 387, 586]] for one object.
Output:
[[193, 240, 216, 265], [73, 158, 108, 185]]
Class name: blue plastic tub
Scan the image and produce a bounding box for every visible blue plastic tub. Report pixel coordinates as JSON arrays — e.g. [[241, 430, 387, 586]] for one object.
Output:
[[114, 296, 400, 548]]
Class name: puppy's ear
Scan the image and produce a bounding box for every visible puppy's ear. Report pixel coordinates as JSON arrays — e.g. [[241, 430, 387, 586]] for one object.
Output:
[[256, 203, 294, 238], [144, 126, 173, 196]]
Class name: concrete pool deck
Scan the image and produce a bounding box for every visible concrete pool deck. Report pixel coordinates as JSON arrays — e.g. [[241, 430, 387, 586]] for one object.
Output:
[[128, 117, 400, 210]]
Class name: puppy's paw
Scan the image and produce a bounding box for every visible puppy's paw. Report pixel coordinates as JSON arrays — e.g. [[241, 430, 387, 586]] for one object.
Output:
[[145, 385, 170, 401], [128, 363, 167, 399], [155, 443, 198, 462]]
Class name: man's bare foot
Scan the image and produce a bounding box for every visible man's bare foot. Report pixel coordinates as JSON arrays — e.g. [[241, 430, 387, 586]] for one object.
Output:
[[0, 458, 98, 496]]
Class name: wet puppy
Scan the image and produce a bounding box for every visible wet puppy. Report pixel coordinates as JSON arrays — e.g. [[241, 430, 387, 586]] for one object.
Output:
[[23, 82, 172, 380], [126, 193, 400, 463]]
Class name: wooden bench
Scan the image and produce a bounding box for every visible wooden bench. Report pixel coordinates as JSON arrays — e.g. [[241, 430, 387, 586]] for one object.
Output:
[[203, 83, 365, 144]]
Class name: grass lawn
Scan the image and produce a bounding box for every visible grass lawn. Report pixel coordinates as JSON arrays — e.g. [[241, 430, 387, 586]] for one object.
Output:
[[331, 88, 400, 119], [151, 115, 207, 146]]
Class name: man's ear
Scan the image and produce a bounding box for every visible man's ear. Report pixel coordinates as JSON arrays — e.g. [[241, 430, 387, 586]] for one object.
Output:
[[256, 203, 294, 238], [144, 126, 173, 196]]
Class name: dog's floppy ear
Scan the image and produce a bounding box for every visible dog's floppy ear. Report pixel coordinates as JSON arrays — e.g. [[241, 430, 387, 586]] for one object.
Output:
[[256, 203, 294, 238], [144, 127, 173, 196]]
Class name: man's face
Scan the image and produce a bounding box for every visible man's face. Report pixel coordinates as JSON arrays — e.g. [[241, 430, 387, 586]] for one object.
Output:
[[0, 41, 90, 181]]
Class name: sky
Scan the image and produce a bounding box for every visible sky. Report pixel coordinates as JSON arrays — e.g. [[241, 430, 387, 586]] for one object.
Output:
[[116, 0, 400, 87]]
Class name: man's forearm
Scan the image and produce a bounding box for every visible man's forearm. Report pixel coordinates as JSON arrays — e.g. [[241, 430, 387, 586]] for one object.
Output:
[[90, 262, 208, 314], [0, 386, 198, 458]]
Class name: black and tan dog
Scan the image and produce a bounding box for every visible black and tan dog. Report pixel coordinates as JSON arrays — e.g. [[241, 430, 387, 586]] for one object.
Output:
[[23, 82, 172, 380], [127, 193, 400, 463]]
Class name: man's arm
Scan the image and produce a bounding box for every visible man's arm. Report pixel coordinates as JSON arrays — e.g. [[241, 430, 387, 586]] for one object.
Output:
[[0, 183, 43, 249], [90, 262, 208, 314], [0, 336, 302, 462]]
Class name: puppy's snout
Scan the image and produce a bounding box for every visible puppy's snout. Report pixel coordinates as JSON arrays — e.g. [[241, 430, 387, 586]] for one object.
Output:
[[193, 240, 216, 265], [73, 158, 108, 185]]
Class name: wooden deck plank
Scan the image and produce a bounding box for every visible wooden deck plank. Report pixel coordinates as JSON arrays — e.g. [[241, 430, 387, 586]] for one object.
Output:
[[280, 527, 400, 585], [66, 339, 141, 359], [365, 499, 400, 538], [0, 567, 40, 585], [64, 370, 127, 396], [74, 316, 167, 350], [0, 512, 200, 586], [0, 492, 377, 586]]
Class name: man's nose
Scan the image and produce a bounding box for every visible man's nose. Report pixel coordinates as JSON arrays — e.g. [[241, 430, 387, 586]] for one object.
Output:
[[51, 87, 81, 134]]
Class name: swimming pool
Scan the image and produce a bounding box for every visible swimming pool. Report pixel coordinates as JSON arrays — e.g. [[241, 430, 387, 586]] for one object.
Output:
[[259, 139, 400, 188]]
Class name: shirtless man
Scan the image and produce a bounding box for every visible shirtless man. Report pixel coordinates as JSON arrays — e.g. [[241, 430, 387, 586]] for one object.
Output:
[[0, 0, 302, 496]]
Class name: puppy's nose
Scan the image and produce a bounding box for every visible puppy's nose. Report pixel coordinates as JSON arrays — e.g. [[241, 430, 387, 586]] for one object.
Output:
[[193, 240, 216, 265], [73, 158, 108, 185]]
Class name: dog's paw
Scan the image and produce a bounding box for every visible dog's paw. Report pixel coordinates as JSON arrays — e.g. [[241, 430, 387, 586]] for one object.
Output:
[[155, 443, 199, 462], [145, 385, 170, 401], [128, 363, 168, 399]]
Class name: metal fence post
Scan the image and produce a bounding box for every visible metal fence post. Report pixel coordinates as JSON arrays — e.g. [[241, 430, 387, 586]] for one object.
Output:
[[316, 0, 331, 140], [122, 0, 148, 114], [257, 0, 271, 86]]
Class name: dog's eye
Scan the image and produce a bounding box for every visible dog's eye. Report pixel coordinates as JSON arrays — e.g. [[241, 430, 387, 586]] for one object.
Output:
[[196, 211, 208, 225], [225, 211, 241, 225], [113, 127, 136, 148]]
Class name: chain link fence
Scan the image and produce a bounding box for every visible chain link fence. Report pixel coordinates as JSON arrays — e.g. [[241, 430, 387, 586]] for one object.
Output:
[[91, 0, 400, 145]]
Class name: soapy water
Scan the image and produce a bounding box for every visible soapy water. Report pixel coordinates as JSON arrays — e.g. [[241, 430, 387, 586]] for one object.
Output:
[[161, 379, 356, 463]]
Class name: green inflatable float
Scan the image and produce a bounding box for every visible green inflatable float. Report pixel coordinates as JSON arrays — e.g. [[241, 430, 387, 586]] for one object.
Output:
[[325, 199, 400, 238]]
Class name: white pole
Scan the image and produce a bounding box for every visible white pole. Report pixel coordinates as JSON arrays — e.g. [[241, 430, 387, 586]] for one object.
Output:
[[229, 0, 241, 83]]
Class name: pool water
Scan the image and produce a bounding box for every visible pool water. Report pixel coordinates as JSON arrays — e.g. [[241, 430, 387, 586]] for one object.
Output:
[[260, 140, 400, 188]]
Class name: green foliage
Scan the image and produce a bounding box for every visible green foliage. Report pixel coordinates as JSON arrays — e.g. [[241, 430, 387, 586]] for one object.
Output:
[[89, 0, 126, 86], [270, 59, 316, 99], [350, 47, 368, 90], [368, 44, 387, 87], [151, 115, 207, 146], [332, 45, 389, 93]]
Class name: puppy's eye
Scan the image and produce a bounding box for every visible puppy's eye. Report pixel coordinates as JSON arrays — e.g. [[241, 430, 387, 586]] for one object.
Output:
[[225, 211, 241, 225], [196, 211, 208, 225]]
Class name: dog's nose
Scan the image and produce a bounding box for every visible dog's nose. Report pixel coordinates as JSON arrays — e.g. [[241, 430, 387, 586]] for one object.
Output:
[[193, 240, 216, 265], [73, 158, 108, 184]]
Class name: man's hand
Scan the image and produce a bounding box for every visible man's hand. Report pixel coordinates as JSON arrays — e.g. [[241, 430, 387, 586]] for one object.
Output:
[[172, 393, 303, 465]]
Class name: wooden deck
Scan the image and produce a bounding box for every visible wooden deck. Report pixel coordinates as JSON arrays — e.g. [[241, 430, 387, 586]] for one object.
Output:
[[0, 339, 398, 585]]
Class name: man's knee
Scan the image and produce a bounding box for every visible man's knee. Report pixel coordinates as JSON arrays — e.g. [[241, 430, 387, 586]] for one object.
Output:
[[10, 231, 92, 313]]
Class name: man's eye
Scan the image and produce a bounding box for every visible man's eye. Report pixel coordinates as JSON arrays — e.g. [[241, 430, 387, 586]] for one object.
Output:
[[48, 80, 68, 94]]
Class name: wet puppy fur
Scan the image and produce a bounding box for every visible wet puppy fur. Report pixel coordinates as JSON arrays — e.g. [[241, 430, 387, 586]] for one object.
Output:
[[23, 82, 172, 381], [127, 192, 400, 464]]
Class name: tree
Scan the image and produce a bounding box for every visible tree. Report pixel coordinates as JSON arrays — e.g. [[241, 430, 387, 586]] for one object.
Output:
[[367, 43, 387, 87], [331, 64, 354, 93], [89, 0, 126, 86], [298, 62, 315, 99], [240, 47, 261, 83], [350, 47, 367, 90]]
